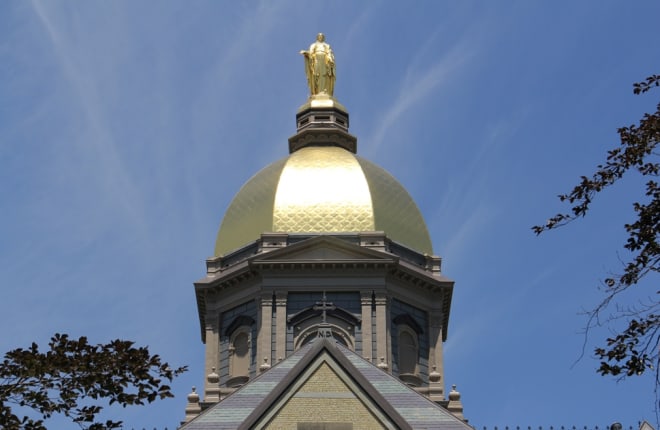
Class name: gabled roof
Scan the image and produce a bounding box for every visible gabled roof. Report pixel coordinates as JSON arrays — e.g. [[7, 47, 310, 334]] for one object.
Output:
[[181, 338, 471, 430]]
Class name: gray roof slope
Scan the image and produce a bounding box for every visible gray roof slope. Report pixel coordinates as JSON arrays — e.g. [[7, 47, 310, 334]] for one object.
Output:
[[181, 339, 470, 430], [335, 343, 469, 429], [181, 342, 315, 430]]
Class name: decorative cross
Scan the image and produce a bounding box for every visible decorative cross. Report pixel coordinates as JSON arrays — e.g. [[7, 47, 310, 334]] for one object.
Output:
[[313, 291, 336, 323]]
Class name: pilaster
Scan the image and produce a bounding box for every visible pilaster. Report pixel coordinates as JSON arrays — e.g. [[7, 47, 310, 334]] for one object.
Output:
[[360, 291, 373, 360], [203, 313, 219, 402], [256, 293, 273, 371], [275, 291, 288, 362], [428, 309, 445, 398], [374, 292, 389, 371]]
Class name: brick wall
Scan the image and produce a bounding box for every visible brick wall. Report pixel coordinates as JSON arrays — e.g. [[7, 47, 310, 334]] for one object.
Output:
[[265, 363, 387, 430]]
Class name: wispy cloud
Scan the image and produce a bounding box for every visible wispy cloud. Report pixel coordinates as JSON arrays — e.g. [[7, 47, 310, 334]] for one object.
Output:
[[192, 0, 292, 106], [428, 104, 531, 262], [29, 1, 147, 233], [340, 2, 379, 60], [366, 37, 476, 153], [441, 201, 496, 262]]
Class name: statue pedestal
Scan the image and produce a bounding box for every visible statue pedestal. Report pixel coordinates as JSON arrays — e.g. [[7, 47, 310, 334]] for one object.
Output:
[[298, 93, 347, 113]]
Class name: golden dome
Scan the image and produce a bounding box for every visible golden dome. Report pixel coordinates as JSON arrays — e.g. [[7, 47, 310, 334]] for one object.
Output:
[[214, 145, 433, 256]]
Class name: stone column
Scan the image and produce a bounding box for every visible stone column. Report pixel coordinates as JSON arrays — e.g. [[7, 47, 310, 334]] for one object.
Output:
[[374, 292, 389, 371], [256, 293, 273, 371], [360, 291, 373, 360], [275, 291, 288, 362], [203, 311, 219, 402]]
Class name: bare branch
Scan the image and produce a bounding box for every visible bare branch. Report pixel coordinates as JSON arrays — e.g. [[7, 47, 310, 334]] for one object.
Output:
[[535, 74, 659, 403]]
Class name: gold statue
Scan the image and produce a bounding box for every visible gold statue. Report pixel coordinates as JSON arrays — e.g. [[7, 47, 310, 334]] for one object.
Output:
[[300, 33, 336, 96]]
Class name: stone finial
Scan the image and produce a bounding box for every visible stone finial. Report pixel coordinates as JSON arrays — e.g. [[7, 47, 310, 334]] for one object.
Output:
[[448, 384, 459, 400], [447, 384, 466, 422], [207, 367, 219, 383], [183, 386, 202, 423], [429, 365, 442, 382], [205, 367, 221, 403], [259, 357, 271, 373], [428, 365, 444, 403], [187, 386, 200, 403]]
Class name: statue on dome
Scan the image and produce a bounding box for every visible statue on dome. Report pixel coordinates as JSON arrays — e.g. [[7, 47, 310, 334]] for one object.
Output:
[[300, 33, 335, 97]]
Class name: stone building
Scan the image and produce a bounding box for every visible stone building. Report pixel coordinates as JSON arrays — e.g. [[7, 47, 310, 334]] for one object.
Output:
[[180, 35, 470, 429]]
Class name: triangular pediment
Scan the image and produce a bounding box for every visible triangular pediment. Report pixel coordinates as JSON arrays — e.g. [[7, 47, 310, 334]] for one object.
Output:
[[247, 350, 398, 429], [252, 235, 397, 263], [181, 339, 472, 430], [237, 339, 406, 430]]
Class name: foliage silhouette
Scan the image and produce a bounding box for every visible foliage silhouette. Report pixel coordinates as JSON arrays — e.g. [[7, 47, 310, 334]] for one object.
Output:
[[0, 333, 187, 430]]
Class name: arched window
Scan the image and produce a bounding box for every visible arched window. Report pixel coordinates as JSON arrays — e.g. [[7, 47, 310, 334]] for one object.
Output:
[[223, 314, 255, 388], [230, 329, 250, 377], [393, 313, 423, 386], [398, 328, 418, 375]]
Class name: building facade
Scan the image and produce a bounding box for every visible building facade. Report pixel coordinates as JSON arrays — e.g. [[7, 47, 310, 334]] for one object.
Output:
[[181, 35, 468, 429]]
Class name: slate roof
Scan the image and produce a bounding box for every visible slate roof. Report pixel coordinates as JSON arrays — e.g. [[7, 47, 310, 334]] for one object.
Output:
[[182, 342, 314, 429], [335, 343, 469, 429], [181, 339, 471, 430]]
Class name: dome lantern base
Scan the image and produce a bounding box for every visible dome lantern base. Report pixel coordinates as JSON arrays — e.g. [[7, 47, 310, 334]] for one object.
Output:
[[290, 95, 356, 154]]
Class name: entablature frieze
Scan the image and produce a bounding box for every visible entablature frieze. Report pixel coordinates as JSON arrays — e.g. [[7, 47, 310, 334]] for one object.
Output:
[[206, 233, 445, 277], [249, 259, 397, 273], [387, 265, 452, 293], [196, 234, 454, 344]]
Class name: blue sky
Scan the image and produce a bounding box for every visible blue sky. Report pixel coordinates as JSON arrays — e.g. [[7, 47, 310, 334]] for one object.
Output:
[[1, 1, 659, 428]]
